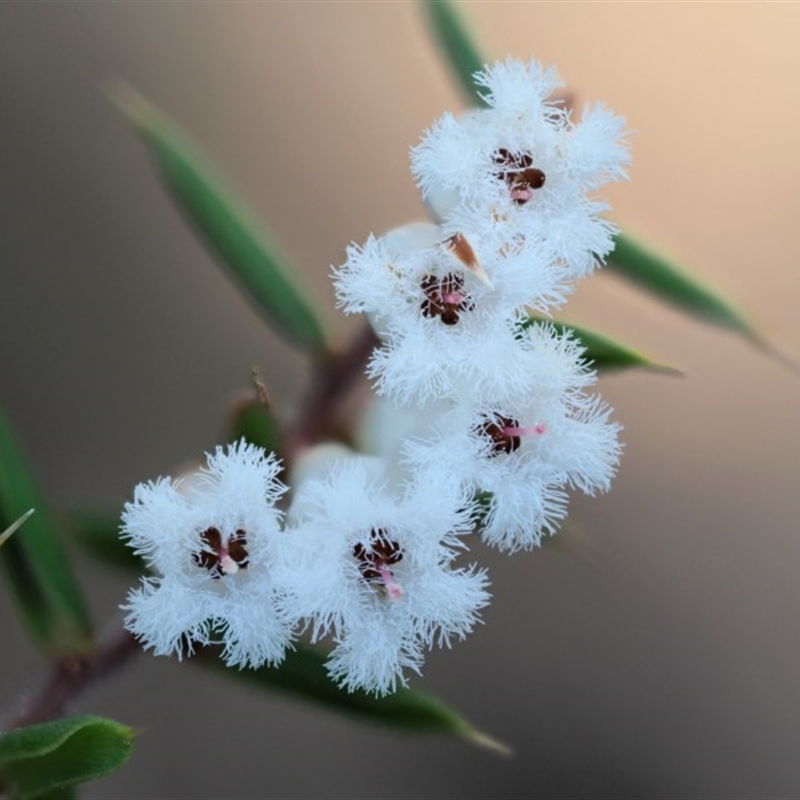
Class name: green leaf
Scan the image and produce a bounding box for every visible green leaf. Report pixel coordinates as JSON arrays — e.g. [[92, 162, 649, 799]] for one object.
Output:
[[34, 787, 77, 800], [0, 509, 35, 549], [111, 83, 328, 353], [0, 716, 134, 800], [63, 509, 143, 576], [197, 643, 509, 755], [227, 395, 282, 458], [608, 233, 762, 341], [522, 316, 681, 375], [0, 406, 92, 656], [420, 0, 489, 106]]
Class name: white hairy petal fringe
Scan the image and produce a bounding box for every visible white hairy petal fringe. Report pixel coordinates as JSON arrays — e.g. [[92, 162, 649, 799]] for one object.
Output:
[[411, 57, 630, 281], [474, 58, 567, 116], [400, 331, 621, 552], [284, 458, 489, 695], [120, 440, 296, 668], [564, 102, 632, 190]]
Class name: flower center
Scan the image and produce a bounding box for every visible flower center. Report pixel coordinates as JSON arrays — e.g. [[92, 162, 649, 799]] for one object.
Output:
[[193, 526, 249, 579], [476, 413, 546, 456], [493, 148, 546, 205], [352, 528, 404, 600], [420, 273, 475, 326]]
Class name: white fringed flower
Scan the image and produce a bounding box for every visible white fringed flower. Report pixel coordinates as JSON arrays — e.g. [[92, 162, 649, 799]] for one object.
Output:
[[335, 223, 568, 328], [403, 327, 622, 552], [285, 457, 490, 695], [121, 440, 296, 668], [411, 57, 631, 279], [334, 223, 572, 405]]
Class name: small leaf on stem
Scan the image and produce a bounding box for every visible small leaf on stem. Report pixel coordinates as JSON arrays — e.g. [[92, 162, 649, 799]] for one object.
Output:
[[0, 715, 134, 800], [227, 374, 283, 458]]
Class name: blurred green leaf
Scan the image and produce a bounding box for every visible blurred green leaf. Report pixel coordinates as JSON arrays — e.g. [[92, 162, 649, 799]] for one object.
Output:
[[34, 787, 77, 800], [0, 406, 92, 656], [608, 233, 762, 342], [0, 716, 134, 800], [0, 509, 35, 549], [420, 0, 489, 106], [228, 394, 282, 458], [198, 643, 509, 755], [63, 509, 142, 576], [522, 316, 680, 375], [112, 83, 328, 353]]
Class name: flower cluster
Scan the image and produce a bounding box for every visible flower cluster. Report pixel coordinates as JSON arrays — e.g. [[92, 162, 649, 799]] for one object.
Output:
[[122, 441, 488, 695], [335, 57, 629, 551], [121, 58, 630, 694]]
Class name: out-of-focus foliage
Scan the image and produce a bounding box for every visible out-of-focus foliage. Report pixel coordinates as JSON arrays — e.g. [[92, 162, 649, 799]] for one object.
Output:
[[0, 406, 92, 656], [0, 716, 134, 800], [113, 84, 329, 354], [199, 643, 510, 756]]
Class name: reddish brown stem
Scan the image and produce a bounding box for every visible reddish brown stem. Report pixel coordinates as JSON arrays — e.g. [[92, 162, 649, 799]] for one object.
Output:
[[1, 628, 140, 731], [284, 322, 379, 462]]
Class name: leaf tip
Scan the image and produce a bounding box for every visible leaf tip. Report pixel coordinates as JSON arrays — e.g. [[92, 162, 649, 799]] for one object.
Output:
[[749, 334, 800, 376], [642, 362, 685, 378], [461, 725, 513, 758], [104, 78, 154, 131], [0, 508, 34, 548]]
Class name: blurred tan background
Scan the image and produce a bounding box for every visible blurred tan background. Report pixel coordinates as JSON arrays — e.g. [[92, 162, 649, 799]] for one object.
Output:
[[1, 2, 800, 797]]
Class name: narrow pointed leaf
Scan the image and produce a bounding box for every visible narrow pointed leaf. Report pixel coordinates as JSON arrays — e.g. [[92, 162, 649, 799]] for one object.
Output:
[[522, 316, 680, 374], [0, 509, 34, 549], [112, 84, 328, 353], [63, 509, 142, 576], [420, 0, 489, 106], [197, 644, 509, 755], [0, 406, 92, 656], [608, 233, 761, 342], [0, 716, 134, 800]]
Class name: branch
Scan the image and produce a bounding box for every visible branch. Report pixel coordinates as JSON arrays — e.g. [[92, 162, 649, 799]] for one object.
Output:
[[284, 322, 379, 461], [1, 628, 140, 732]]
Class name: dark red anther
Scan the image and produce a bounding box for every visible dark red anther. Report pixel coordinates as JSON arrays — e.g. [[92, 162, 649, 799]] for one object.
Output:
[[493, 148, 546, 204], [475, 414, 522, 456], [352, 528, 403, 586], [193, 526, 249, 579], [420, 273, 475, 326]]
